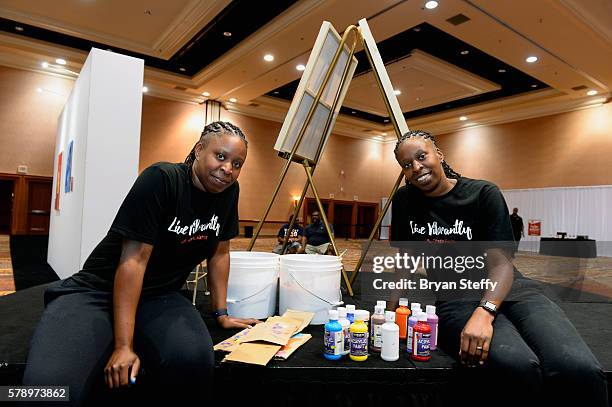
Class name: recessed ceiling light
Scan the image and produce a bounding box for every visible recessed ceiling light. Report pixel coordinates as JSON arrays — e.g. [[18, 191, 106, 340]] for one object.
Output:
[[587, 90, 598, 96], [381, 132, 387, 136], [273, 91, 280, 94], [425, 1, 439, 9], [263, 54, 274, 62], [229, 98, 237, 103], [223, 31, 232, 37], [351, 111, 356, 114], [56, 58, 67, 65], [460, 50, 469, 55], [459, 116, 468, 121], [41, 62, 49, 68], [384, 119, 389, 123], [531, 84, 538, 88], [413, 27, 421, 32], [526, 56, 538, 63], [179, 67, 186, 72], [498, 68, 506, 73], [202, 91, 210, 97], [15, 26, 24, 32], [142, 86, 148, 93], [296, 64, 306, 71], [394, 89, 401, 95]]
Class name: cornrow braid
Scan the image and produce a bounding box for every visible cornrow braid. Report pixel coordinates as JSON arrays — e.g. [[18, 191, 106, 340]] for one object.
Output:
[[394, 129, 461, 179], [184, 121, 248, 166]]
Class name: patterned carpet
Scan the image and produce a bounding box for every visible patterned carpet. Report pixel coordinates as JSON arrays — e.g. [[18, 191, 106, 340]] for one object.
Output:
[[231, 237, 612, 299], [0, 235, 15, 296], [1, 235, 610, 299]]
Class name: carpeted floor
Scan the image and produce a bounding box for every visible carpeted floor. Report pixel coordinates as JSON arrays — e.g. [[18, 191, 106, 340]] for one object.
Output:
[[3, 235, 612, 301], [0, 235, 15, 296]]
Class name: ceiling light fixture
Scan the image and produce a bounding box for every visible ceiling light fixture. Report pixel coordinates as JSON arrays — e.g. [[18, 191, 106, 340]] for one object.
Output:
[[202, 91, 210, 97], [460, 50, 469, 55], [41, 62, 49, 68], [526, 56, 538, 63], [425, 1, 439, 9], [459, 116, 468, 121], [587, 90, 598, 96], [179, 67, 186, 72], [264, 54, 274, 62], [55, 58, 66, 65], [229, 98, 237, 103], [382, 132, 387, 136], [394, 89, 401, 95], [531, 84, 538, 88], [296, 64, 306, 71], [15, 26, 24, 32], [498, 68, 506, 73], [223, 31, 232, 37], [142, 86, 148, 93]]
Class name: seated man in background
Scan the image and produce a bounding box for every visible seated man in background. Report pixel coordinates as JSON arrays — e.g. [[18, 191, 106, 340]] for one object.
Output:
[[303, 211, 334, 255], [273, 215, 303, 254]]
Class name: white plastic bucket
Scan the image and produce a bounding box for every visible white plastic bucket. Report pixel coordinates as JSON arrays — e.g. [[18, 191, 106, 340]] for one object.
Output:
[[279, 260, 343, 325], [227, 252, 279, 319]]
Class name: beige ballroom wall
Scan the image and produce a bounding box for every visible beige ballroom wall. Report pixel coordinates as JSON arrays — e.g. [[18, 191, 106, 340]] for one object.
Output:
[[0, 66, 72, 176]]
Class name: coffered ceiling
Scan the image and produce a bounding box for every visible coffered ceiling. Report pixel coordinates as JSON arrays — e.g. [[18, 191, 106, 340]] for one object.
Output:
[[0, 0, 610, 140]]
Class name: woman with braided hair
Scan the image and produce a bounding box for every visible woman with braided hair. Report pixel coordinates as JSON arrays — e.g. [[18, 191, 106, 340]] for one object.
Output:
[[391, 130, 607, 406], [24, 121, 260, 405]]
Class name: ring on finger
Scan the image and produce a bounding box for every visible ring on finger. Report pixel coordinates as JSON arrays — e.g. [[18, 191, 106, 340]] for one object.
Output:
[[476, 345, 484, 350]]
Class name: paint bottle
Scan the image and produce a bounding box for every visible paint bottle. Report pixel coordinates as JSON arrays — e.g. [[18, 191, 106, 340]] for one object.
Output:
[[411, 312, 431, 362], [377, 300, 387, 310], [349, 310, 369, 362], [411, 302, 421, 314], [395, 298, 410, 340], [363, 310, 370, 328], [426, 305, 439, 350], [346, 304, 356, 324], [337, 307, 351, 356], [381, 311, 399, 362], [370, 305, 385, 353], [324, 310, 343, 360], [407, 310, 419, 353]]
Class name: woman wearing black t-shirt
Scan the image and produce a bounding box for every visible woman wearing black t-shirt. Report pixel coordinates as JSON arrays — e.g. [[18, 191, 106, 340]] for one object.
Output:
[[24, 121, 260, 405], [391, 130, 607, 406]]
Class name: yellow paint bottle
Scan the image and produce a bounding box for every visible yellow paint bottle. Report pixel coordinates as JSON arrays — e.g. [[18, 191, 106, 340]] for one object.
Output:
[[349, 310, 369, 362]]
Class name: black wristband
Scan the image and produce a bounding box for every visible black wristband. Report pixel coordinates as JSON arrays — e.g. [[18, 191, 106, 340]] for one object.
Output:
[[211, 308, 228, 319]]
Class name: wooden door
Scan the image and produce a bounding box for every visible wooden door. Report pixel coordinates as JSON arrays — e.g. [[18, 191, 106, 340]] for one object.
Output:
[[0, 180, 13, 234], [26, 180, 52, 234]]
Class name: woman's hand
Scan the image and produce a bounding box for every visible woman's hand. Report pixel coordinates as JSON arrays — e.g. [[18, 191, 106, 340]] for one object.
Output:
[[104, 346, 140, 389], [460, 307, 494, 366], [217, 315, 262, 330]]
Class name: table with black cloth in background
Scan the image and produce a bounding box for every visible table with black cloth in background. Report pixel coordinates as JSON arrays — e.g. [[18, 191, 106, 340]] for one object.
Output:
[[539, 237, 597, 258]]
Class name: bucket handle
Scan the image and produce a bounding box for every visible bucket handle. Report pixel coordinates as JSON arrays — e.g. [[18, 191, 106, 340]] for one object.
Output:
[[288, 271, 344, 307], [227, 280, 277, 304]]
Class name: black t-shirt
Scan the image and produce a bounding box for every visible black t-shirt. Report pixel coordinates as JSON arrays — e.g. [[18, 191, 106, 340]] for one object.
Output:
[[304, 222, 334, 246], [391, 177, 514, 243], [71, 162, 239, 294]]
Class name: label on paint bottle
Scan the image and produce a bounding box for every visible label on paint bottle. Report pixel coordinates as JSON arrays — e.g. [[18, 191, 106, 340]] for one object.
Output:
[[407, 326, 414, 351], [350, 331, 369, 357], [413, 332, 431, 357], [373, 324, 383, 348], [324, 330, 343, 356], [343, 326, 350, 354]]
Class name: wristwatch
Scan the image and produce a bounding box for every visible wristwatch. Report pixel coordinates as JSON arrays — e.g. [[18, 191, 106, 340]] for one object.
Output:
[[478, 300, 498, 316], [211, 308, 228, 319]]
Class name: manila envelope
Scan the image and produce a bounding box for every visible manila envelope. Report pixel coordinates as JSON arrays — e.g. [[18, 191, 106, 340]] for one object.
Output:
[[223, 342, 282, 366], [281, 309, 315, 332], [213, 327, 251, 353], [274, 333, 312, 360], [239, 317, 301, 346]]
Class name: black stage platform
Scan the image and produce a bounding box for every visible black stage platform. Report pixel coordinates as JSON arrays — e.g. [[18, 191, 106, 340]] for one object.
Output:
[[1, 279, 611, 406]]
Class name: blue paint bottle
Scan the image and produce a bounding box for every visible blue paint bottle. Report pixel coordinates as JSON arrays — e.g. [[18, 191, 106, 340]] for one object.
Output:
[[324, 310, 343, 360]]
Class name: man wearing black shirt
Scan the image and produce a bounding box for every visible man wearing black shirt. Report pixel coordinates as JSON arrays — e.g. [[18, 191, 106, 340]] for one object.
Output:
[[510, 207, 524, 245], [304, 211, 334, 254]]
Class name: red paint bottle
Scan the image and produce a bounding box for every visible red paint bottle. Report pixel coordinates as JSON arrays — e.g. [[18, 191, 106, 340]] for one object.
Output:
[[410, 312, 431, 362]]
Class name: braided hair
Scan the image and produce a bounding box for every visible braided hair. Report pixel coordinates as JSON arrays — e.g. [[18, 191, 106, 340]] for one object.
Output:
[[393, 129, 461, 179], [184, 121, 248, 167]]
